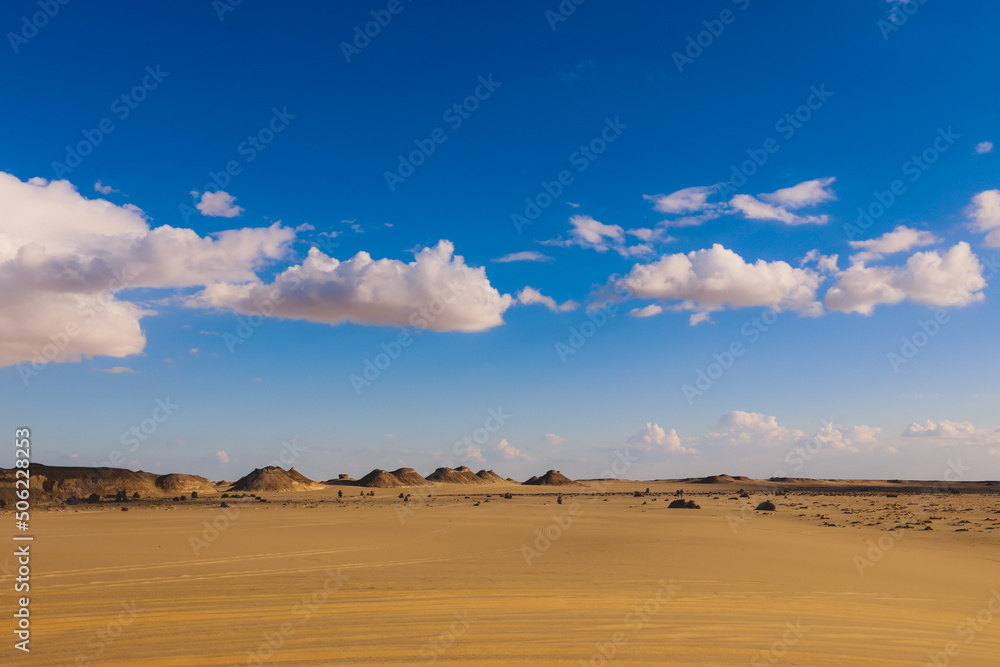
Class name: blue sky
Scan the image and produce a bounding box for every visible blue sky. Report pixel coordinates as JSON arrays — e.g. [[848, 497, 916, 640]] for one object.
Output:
[[2, 0, 998, 481]]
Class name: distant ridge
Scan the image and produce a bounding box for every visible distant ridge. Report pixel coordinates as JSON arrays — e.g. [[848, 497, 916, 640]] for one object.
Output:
[[228, 466, 323, 492], [0, 464, 216, 502], [356, 468, 433, 488], [522, 470, 578, 486], [426, 466, 484, 484]]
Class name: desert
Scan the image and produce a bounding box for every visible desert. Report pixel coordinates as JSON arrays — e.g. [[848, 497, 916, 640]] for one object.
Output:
[[3, 466, 999, 665]]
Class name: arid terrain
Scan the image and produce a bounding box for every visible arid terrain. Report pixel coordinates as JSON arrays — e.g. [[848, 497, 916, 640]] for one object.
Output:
[[2, 467, 999, 666]]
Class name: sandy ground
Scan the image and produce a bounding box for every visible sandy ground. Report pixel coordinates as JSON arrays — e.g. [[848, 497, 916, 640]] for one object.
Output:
[[5, 480, 1000, 666]]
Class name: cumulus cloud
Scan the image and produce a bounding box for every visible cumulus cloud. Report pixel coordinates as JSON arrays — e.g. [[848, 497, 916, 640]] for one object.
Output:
[[193, 190, 244, 218], [195, 240, 514, 333], [627, 304, 663, 318], [800, 250, 839, 274], [902, 420, 1000, 446], [542, 433, 566, 446], [517, 287, 578, 312], [975, 141, 994, 154], [628, 422, 697, 454], [95, 366, 135, 374], [758, 177, 836, 209], [0, 173, 294, 369], [729, 194, 829, 226], [496, 438, 532, 461], [215, 450, 231, 464], [701, 412, 885, 454], [968, 190, 1000, 247], [94, 181, 119, 195], [848, 225, 940, 262], [613, 244, 824, 324], [547, 215, 653, 258], [644, 186, 717, 215], [824, 242, 986, 315], [493, 251, 553, 263]]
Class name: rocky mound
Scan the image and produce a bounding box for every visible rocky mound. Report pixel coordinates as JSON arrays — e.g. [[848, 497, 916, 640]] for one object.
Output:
[[668, 499, 701, 509], [696, 474, 736, 484], [228, 466, 323, 492], [476, 469, 506, 483], [522, 470, 577, 486], [356, 469, 403, 488], [426, 466, 484, 484], [755, 501, 777, 511], [391, 468, 433, 486], [0, 464, 216, 503]]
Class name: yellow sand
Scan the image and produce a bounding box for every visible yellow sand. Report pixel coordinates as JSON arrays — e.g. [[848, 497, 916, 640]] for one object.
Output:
[[7, 480, 1000, 666]]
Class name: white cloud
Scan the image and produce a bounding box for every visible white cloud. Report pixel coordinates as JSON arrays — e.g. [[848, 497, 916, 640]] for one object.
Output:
[[96, 366, 135, 374], [800, 250, 839, 274], [94, 181, 119, 195], [195, 240, 514, 333], [517, 287, 578, 312], [496, 438, 532, 461], [493, 251, 553, 263], [848, 225, 940, 262], [0, 173, 294, 368], [215, 450, 230, 464], [626, 227, 674, 243], [975, 141, 994, 154], [613, 244, 824, 324], [567, 215, 624, 251], [968, 190, 1000, 247], [712, 411, 800, 446], [758, 177, 836, 209], [902, 420, 1000, 446], [729, 194, 829, 226], [824, 242, 986, 315], [193, 190, 244, 218], [548, 215, 653, 258], [542, 433, 566, 446], [628, 422, 697, 454], [627, 304, 663, 318], [644, 185, 716, 214]]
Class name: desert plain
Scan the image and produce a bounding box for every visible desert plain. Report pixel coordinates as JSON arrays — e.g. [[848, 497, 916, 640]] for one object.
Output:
[[3, 469, 1000, 666]]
